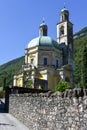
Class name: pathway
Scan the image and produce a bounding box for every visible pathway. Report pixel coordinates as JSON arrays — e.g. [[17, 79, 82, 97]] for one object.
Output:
[[0, 99, 29, 130]]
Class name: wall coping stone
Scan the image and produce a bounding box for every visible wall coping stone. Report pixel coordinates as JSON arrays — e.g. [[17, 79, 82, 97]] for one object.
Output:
[[10, 88, 87, 98]]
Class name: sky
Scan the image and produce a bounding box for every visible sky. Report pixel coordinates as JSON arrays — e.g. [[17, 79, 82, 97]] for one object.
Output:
[[0, 0, 87, 65]]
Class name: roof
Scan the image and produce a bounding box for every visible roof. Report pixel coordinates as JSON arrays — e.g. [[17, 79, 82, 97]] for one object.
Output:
[[40, 21, 47, 27], [61, 7, 69, 13], [27, 36, 60, 49]]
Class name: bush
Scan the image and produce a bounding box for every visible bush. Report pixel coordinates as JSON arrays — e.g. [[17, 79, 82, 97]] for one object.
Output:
[[55, 81, 72, 92], [26, 80, 33, 88]]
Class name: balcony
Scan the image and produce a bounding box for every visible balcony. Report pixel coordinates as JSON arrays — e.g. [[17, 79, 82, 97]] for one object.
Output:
[[22, 63, 35, 70]]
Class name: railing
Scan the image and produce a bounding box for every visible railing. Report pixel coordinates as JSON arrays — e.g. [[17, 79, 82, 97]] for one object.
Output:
[[22, 63, 60, 71], [38, 64, 60, 69], [22, 64, 35, 70]]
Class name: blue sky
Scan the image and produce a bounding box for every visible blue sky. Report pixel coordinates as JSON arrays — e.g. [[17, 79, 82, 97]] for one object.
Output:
[[0, 0, 87, 65]]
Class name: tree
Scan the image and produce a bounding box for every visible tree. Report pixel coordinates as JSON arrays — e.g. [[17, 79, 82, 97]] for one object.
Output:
[[82, 46, 87, 88], [55, 81, 72, 92]]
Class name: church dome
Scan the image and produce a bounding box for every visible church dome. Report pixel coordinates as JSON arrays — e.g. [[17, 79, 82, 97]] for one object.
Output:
[[27, 36, 59, 49]]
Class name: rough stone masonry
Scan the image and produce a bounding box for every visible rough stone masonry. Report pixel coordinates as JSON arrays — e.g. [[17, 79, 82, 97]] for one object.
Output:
[[9, 88, 87, 130]]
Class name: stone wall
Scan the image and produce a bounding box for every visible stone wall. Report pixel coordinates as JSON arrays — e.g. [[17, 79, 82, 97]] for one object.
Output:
[[9, 88, 87, 130]]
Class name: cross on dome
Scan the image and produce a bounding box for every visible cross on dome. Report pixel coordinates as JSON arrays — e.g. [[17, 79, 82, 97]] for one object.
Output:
[[64, 2, 66, 9], [42, 17, 45, 24]]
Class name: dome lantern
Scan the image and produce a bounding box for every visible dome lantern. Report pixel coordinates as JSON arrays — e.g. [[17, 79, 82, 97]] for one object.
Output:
[[60, 6, 69, 21], [39, 19, 48, 36]]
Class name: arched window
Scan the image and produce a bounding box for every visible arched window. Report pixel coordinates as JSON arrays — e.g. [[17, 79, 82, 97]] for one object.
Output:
[[60, 26, 64, 36], [31, 58, 34, 64]]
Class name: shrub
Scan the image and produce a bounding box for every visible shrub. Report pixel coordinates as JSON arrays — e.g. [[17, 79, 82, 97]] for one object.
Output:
[[55, 81, 72, 92], [26, 80, 33, 88]]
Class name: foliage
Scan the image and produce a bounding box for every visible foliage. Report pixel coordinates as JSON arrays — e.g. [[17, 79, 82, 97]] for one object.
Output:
[[82, 46, 87, 88], [55, 81, 71, 92], [0, 56, 24, 87], [0, 87, 3, 92], [74, 34, 87, 87], [26, 80, 33, 88]]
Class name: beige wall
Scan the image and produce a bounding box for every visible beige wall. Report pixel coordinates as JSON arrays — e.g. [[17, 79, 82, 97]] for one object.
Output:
[[16, 77, 23, 87], [38, 51, 52, 65], [25, 46, 62, 69], [27, 53, 38, 65], [38, 47, 62, 67], [25, 47, 38, 66]]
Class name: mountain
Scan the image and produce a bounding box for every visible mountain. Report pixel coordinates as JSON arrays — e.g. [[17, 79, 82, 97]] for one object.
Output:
[[0, 56, 24, 87], [0, 27, 87, 88], [73, 27, 87, 40]]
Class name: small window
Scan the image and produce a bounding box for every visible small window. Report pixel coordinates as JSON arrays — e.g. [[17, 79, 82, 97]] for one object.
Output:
[[60, 26, 64, 36], [62, 16, 63, 21], [31, 58, 34, 64], [60, 29, 64, 35], [56, 60, 58, 68], [64, 14, 68, 21], [44, 57, 47, 65]]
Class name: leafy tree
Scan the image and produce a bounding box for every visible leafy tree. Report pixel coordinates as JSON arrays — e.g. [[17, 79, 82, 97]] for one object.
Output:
[[55, 81, 72, 92], [74, 34, 87, 87], [82, 46, 87, 88]]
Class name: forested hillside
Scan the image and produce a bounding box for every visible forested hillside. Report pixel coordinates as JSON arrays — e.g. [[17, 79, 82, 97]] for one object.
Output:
[[0, 27, 87, 88], [73, 27, 87, 40], [0, 56, 24, 88], [74, 33, 87, 87]]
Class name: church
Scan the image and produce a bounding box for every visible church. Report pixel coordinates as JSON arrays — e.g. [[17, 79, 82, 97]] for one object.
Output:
[[13, 7, 74, 90]]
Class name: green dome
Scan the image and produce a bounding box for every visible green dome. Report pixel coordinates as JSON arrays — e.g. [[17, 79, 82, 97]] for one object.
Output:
[[27, 36, 60, 49]]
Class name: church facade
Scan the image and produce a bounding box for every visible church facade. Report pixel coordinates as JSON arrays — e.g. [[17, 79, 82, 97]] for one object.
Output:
[[13, 7, 74, 90]]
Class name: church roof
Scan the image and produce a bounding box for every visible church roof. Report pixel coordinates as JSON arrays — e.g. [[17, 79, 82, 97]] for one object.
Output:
[[27, 36, 60, 49], [61, 7, 69, 13], [40, 20, 47, 27]]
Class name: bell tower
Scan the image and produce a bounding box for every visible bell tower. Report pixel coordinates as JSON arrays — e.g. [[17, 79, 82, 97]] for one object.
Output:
[[57, 7, 73, 66], [57, 7, 73, 46]]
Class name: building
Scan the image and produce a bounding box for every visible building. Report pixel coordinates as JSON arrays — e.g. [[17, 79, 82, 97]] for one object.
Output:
[[13, 7, 74, 90]]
